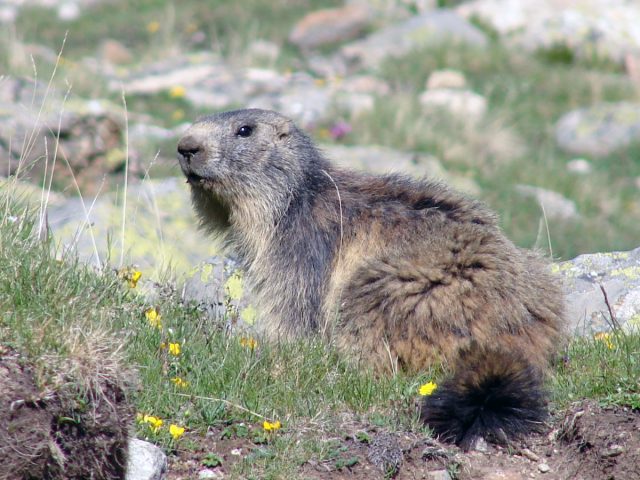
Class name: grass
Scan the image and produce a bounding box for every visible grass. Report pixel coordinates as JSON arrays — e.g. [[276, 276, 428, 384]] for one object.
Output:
[[1, 185, 639, 478], [344, 41, 640, 259], [4, 1, 640, 260], [2, 1, 640, 476]]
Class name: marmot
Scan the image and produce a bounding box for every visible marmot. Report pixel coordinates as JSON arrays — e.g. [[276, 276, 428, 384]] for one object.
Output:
[[177, 109, 565, 450]]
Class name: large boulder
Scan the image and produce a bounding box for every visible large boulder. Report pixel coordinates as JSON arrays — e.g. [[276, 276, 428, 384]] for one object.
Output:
[[555, 102, 640, 158], [458, 0, 640, 65], [340, 10, 487, 70], [557, 247, 640, 335]]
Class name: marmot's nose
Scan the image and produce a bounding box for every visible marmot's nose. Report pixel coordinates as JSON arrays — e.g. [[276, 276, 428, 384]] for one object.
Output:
[[177, 136, 203, 163]]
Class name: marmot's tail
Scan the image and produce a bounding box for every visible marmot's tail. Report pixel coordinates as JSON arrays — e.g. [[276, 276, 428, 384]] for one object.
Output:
[[421, 346, 548, 451]]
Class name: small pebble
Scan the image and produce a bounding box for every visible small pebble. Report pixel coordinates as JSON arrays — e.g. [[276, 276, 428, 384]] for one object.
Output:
[[521, 448, 540, 462], [601, 444, 625, 458], [538, 463, 550, 473]]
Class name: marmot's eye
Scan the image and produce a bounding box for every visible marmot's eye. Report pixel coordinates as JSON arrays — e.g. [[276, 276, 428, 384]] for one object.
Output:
[[236, 125, 253, 137]]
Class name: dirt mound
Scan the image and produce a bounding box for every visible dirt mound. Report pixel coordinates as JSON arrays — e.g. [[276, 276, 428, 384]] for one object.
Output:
[[0, 346, 134, 480], [166, 401, 640, 479]]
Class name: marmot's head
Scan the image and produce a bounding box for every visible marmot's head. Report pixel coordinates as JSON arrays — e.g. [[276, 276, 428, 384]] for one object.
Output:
[[177, 109, 315, 203]]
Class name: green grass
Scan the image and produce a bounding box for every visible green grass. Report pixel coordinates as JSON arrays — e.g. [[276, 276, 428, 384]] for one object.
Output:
[[2, 186, 639, 478], [343, 42, 640, 259]]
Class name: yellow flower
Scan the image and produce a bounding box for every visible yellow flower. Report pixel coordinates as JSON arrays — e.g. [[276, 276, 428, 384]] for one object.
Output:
[[594, 332, 615, 350], [145, 307, 162, 329], [118, 267, 142, 288], [171, 376, 188, 388], [419, 381, 438, 396], [169, 85, 186, 98], [239, 336, 258, 350], [169, 424, 185, 440], [142, 414, 163, 433], [263, 420, 281, 431], [147, 21, 160, 33], [168, 342, 181, 356], [318, 128, 331, 140], [171, 109, 185, 121]]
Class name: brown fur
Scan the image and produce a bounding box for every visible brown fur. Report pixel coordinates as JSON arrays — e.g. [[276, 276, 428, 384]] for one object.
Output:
[[177, 109, 565, 445]]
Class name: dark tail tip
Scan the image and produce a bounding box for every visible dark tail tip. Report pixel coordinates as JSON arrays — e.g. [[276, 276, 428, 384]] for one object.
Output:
[[421, 348, 548, 451]]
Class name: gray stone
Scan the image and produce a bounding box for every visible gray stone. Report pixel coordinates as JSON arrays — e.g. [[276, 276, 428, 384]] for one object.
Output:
[[182, 256, 257, 328], [289, 4, 371, 50], [340, 10, 487, 70], [538, 463, 550, 474], [555, 247, 640, 335], [126, 438, 167, 480], [198, 468, 224, 479], [600, 444, 625, 458], [458, 0, 640, 65], [515, 185, 579, 221], [427, 470, 452, 480], [0, 76, 126, 193], [555, 102, 640, 158], [426, 69, 467, 90], [323, 144, 480, 195], [419, 88, 487, 123], [47, 177, 218, 279], [566, 158, 592, 175]]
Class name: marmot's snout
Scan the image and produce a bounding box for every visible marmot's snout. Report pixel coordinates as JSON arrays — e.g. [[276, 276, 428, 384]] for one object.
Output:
[[177, 133, 208, 182]]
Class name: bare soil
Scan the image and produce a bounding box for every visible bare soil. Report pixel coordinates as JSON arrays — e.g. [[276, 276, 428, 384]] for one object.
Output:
[[167, 402, 640, 480], [5, 344, 637, 480], [0, 346, 133, 480]]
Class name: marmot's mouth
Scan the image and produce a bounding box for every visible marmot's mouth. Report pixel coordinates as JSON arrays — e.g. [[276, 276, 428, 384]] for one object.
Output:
[[186, 172, 206, 184]]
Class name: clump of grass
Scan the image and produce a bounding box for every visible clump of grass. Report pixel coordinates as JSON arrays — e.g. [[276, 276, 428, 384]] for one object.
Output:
[[0, 189, 137, 479], [553, 329, 640, 409]]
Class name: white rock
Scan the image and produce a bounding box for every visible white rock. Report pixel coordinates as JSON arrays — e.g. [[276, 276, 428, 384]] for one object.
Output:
[[57, 1, 79, 21], [198, 468, 224, 479], [419, 88, 487, 122], [126, 438, 167, 480], [566, 158, 592, 175], [515, 184, 579, 221], [457, 0, 640, 64], [426, 69, 467, 90]]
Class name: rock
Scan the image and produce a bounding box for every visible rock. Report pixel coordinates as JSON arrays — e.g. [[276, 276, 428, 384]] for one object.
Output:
[[126, 438, 167, 480], [340, 10, 487, 70], [348, 0, 437, 22], [0, 76, 126, 194], [368, 433, 403, 476], [47, 177, 218, 279], [113, 58, 219, 95], [555, 246, 640, 335], [566, 158, 592, 175], [419, 88, 487, 123], [472, 436, 489, 452], [323, 144, 480, 195], [427, 469, 452, 480], [198, 468, 224, 479], [538, 463, 550, 473], [182, 256, 256, 327], [57, 1, 80, 21], [426, 69, 467, 90], [458, 0, 640, 65], [339, 75, 391, 96], [555, 102, 640, 158], [100, 39, 133, 65], [246, 39, 280, 63], [600, 444, 625, 458], [515, 185, 579, 221], [289, 4, 371, 50]]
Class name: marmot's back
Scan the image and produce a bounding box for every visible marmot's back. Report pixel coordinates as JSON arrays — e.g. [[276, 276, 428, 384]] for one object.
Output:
[[177, 108, 565, 449]]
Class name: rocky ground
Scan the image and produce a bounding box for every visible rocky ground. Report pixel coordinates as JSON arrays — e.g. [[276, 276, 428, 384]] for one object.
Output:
[[2, 0, 640, 479], [164, 400, 640, 480]]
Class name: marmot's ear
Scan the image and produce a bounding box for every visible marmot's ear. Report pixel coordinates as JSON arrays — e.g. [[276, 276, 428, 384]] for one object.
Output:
[[275, 119, 292, 142]]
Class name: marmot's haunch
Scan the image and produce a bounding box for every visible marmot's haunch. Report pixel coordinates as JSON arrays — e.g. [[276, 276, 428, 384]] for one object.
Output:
[[177, 109, 565, 450]]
